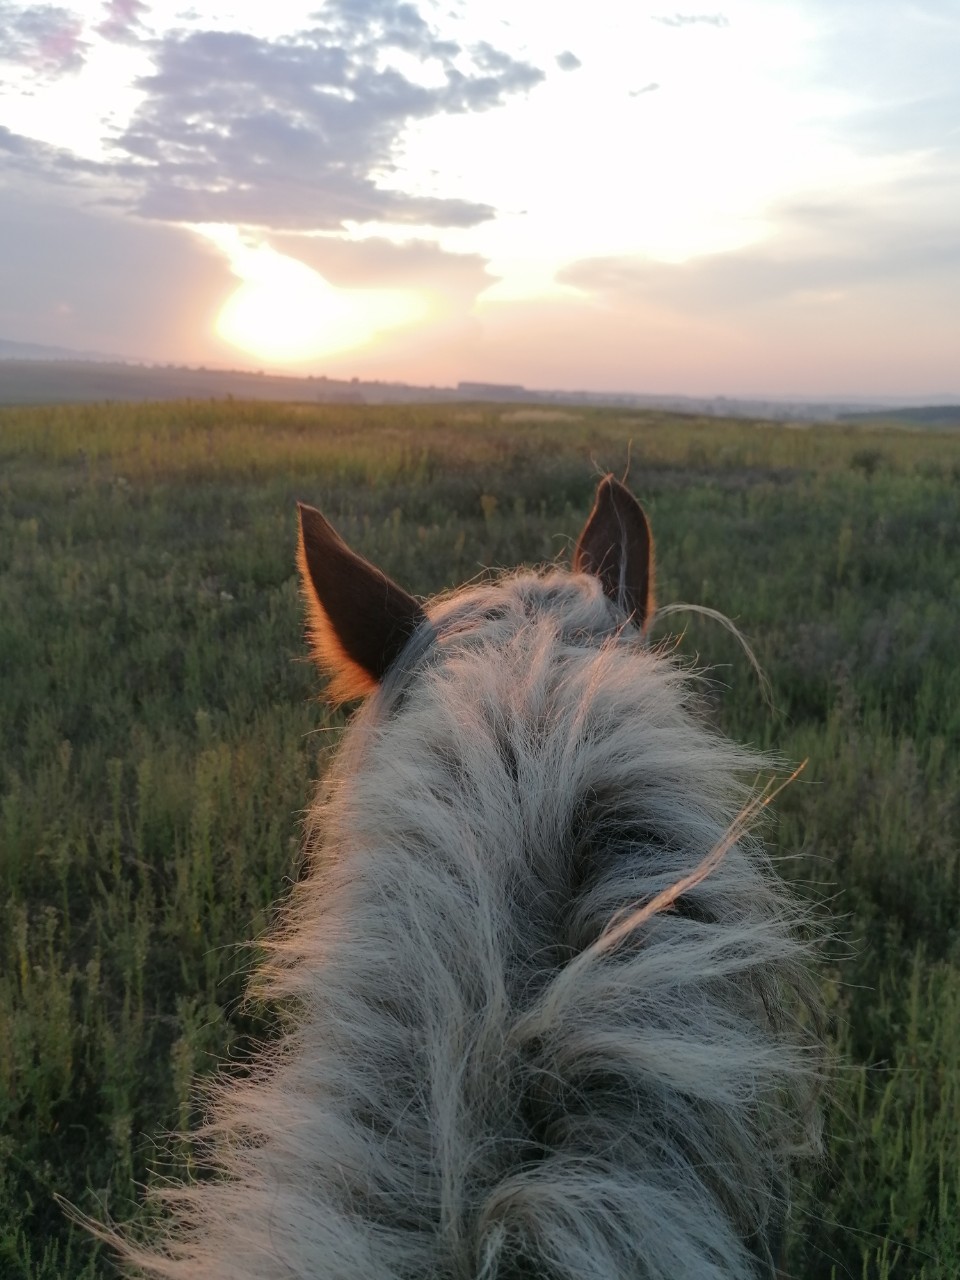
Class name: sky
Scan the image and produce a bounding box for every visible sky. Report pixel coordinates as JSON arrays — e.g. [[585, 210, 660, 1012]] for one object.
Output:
[[1, 0, 959, 397]]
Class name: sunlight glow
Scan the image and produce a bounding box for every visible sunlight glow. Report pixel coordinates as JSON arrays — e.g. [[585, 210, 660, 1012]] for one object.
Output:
[[202, 228, 427, 364], [390, 0, 869, 295], [0, 37, 151, 161]]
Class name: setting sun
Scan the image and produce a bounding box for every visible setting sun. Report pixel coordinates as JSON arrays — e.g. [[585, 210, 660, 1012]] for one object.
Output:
[[204, 230, 426, 364]]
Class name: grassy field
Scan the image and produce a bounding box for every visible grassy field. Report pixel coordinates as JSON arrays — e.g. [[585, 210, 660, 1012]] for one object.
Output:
[[2, 399, 959, 1279]]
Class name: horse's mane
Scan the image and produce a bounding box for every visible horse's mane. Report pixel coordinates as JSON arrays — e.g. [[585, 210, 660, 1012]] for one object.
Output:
[[100, 485, 823, 1279]]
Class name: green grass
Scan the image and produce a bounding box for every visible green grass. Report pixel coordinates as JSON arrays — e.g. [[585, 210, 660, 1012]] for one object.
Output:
[[2, 400, 959, 1278]]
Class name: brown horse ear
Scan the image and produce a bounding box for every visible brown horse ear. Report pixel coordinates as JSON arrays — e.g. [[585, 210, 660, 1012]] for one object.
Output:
[[573, 475, 655, 631], [296, 504, 426, 702]]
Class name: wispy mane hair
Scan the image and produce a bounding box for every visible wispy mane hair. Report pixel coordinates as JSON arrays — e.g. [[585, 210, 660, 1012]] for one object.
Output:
[[104, 477, 822, 1279]]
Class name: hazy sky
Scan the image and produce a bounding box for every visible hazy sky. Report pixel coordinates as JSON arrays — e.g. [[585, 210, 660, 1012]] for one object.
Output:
[[2, 0, 959, 395]]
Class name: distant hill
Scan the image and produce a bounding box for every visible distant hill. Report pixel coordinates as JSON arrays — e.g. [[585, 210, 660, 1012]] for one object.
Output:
[[0, 359, 397, 407], [838, 405, 960, 428], [1, 348, 958, 423], [0, 337, 133, 363]]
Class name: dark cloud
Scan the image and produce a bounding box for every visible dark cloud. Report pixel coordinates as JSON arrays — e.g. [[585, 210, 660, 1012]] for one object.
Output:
[[0, 3, 88, 75], [0, 125, 40, 160], [96, 0, 150, 44], [555, 50, 581, 71], [323, 0, 457, 57], [0, 185, 233, 359], [113, 2, 544, 230], [0, 124, 98, 179], [652, 12, 729, 27]]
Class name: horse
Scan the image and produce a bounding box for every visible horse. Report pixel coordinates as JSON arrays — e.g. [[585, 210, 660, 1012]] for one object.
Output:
[[109, 475, 821, 1278]]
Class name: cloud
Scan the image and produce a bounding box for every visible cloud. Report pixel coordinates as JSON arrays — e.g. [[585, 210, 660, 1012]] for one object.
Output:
[[268, 234, 495, 302], [0, 125, 46, 162], [652, 12, 729, 27], [557, 200, 960, 315], [96, 0, 149, 44], [629, 82, 660, 97], [112, 2, 544, 230], [0, 186, 234, 360], [555, 50, 581, 71], [0, 124, 98, 180], [0, 3, 88, 75]]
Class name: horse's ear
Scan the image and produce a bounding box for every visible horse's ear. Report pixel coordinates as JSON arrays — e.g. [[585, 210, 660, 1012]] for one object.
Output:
[[573, 475, 655, 631], [296, 504, 426, 702]]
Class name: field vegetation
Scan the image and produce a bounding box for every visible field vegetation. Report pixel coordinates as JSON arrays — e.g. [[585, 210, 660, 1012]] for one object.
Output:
[[2, 400, 959, 1278]]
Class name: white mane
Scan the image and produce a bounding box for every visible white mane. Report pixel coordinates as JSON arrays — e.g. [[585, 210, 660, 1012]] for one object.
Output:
[[110, 563, 821, 1279]]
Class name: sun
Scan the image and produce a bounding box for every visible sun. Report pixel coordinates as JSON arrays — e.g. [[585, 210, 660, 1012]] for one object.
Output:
[[203, 230, 425, 364]]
